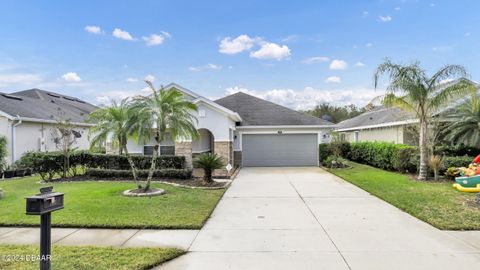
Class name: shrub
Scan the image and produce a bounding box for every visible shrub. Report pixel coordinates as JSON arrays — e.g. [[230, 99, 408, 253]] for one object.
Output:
[[193, 153, 224, 182], [0, 136, 6, 171], [324, 155, 348, 168], [319, 142, 350, 164], [347, 141, 418, 172], [442, 156, 473, 170], [445, 167, 460, 180], [318, 143, 332, 164], [85, 168, 192, 179], [16, 151, 186, 180]]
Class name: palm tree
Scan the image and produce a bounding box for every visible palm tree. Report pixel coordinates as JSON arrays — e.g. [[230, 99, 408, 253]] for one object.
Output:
[[374, 59, 475, 180], [193, 153, 224, 183], [131, 81, 198, 191], [443, 93, 480, 145], [88, 99, 139, 182]]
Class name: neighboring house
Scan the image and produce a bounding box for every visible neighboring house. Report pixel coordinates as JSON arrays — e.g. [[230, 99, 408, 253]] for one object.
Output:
[[124, 83, 333, 173], [335, 106, 418, 145], [0, 89, 96, 164]]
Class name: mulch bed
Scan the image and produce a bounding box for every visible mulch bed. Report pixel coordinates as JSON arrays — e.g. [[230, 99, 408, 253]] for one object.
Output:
[[43, 175, 228, 188]]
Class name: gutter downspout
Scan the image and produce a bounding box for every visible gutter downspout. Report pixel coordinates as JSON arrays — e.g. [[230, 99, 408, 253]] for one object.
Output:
[[11, 115, 22, 164]]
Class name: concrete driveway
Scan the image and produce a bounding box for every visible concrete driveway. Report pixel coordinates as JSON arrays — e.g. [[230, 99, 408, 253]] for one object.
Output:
[[158, 167, 480, 270]]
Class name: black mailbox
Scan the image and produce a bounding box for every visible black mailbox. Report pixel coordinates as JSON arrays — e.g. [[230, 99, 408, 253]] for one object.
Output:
[[26, 186, 64, 215]]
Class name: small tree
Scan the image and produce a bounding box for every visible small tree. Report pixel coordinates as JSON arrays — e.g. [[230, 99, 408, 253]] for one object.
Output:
[[131, 81, 198, 191], [51, 111, 81, 178], [194, 153, 224, 183], [428, 155, 442, 181], [0, 136, 7, 171]]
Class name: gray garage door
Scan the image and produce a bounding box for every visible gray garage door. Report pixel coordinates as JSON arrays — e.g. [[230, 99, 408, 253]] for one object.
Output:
[[242, 134, 318, 167]]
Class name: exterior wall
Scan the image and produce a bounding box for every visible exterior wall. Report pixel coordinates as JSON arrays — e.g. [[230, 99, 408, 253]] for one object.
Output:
[[192, 129, 213, 153], [340, 125, 417, 146], [1, 120, 90, 164], [175, 141, 193, 169], [213, 141, 233, 177]]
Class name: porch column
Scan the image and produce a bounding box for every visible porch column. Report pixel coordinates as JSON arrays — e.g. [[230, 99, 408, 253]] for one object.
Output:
[[214, 141, 233, 176]]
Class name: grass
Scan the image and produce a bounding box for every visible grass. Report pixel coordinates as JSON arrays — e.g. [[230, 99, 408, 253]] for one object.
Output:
[[0, 175, 225, 229], [328, 161, 480, 230], [0, 244, 184, 270]]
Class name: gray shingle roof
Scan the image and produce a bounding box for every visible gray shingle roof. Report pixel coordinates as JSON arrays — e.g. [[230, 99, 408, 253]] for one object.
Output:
[[336, 106, 416, 130], [215, 92, 333, 126], [0, 89, 96, 123]]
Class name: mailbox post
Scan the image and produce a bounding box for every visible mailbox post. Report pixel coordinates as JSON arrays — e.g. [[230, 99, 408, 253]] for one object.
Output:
[[26, 186, 64, 270]]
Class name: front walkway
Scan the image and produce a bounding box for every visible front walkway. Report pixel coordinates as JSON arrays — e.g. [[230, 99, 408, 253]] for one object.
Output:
[[0, 227, 198, 250], [158, 167, 480, 270]]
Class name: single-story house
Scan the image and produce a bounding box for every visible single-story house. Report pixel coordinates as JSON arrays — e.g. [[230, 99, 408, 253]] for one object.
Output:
[[0, 89, 96, 164], [124, 83, 334, 174], [335, 106, 418, 145]]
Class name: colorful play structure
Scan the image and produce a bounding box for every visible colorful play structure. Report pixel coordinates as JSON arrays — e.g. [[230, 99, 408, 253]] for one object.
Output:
[[453, 154, 480, 192]]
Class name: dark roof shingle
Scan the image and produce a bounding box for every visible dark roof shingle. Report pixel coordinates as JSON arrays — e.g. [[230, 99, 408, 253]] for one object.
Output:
[[215, 92, 333, 126], [336, 106, 416, 130], [0, 89, 96, 123]]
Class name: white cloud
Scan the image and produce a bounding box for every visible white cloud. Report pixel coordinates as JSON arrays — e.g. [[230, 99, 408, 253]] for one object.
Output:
[[379, 15, 392, 22], [219, 35, 257, 54], [325, 76, 341, 83], [362, 11, 369, 17], [430, 3, 435, 7], [0, 73, 42, 84], [95, 88, 151, 104], [144, 74, 155, 82], [84, 25, 103, 34], [142, 32, 171, 46], [189, 63, 222, 72], [329, 59, 348, 70], [250, 42, 291, 60], [302, 56, 329, 64], [465, 32, 471, 37], [126, 78, 138, 82], [394, 7, 401, 11], [355, 62, 365, 67], [225, 86, 380, 110], [112, 28, 135, 41], [365, 42, 373, 47], [61, 72, 82, 82]]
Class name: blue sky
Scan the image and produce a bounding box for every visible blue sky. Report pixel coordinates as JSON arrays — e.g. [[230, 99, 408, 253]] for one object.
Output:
[[0, 0, 479, 109]]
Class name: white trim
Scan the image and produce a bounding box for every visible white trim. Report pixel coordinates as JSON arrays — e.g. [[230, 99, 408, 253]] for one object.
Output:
[[0, 109, 14, 120], [192, 149, 211, 154], [336, 119, 419, 132], [12, 116, 94, 127], [237, 125, 334, 129], [164, 82, 242, 122]]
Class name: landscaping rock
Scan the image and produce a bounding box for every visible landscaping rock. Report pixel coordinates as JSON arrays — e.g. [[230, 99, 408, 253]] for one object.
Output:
[[122, 188, 166, 197]]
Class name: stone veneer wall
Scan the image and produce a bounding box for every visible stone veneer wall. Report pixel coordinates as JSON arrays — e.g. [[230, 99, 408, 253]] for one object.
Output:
[[175, 141, 193, 169], [213, 141, 233, 177]]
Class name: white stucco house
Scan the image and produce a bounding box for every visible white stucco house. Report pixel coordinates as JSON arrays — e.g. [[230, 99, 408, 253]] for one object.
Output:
[[124, 83, 334, 174], [0, 89, 96, 164]]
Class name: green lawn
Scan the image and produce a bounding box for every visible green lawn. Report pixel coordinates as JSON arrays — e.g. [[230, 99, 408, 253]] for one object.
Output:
[[0, 244, 184, 270], [329, 161, 480, 230], [0, 175, 225, 229]]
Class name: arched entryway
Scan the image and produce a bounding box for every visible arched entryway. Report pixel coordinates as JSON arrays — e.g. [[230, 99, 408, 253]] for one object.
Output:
[[192, 128, 214, 157]]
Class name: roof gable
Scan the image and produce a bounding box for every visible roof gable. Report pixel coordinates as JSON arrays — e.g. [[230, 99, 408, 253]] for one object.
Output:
[[215, 92, 333, 126]]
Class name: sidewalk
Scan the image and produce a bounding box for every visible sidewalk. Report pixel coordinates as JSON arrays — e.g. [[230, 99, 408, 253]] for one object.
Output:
[[0, 227, 198, 250]]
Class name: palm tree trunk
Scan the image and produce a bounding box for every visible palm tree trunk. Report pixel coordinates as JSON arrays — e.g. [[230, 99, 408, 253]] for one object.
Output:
[[123, 146, 139, 184], [418, 118, 428, 181], [145, 144, 158, 191]]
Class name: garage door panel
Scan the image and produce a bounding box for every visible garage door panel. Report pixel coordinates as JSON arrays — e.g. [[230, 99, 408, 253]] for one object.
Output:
[[242, 134, 317, 167]]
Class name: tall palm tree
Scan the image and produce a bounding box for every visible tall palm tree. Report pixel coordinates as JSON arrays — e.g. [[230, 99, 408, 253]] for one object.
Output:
[[88, 99, 139, 182], [443, 93, 480, 145], [130, 81, 198, 191], [374, 59, 475, 180]]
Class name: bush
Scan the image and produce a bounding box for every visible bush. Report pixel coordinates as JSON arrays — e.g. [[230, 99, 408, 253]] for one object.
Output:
[[324, 155, 348, 168], [318, 142, 350, 165], [347, 142, 418, 172], [85, 168, 192, 179], [318, 143, 332, 164], [16, 151, 186, 181], [0, 136, 6, 170], [442, 156, 473, 170]]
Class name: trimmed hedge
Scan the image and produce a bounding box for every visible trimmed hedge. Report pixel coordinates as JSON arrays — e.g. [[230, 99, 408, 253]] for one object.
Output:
[[16, 151, 186, 181], [319, 142, 418, 172], [442, 156, 473, 170], [85, 168, 192, 179]]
